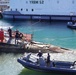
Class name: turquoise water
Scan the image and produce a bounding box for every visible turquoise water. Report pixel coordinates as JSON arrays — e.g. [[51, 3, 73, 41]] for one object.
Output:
[[1, 19, 76, 49], [0, 19, 76, 75]]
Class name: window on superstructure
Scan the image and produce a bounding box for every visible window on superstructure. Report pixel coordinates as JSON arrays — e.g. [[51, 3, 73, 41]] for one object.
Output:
[[32, 9, 34, 11], [26, 1, 28, 3], [21, 8, 23, 11], [40, 1, 44, 4], [35, 1, 38, 4], [16, 9, 17, 11], [72, 0, 74, 4], [1, 8, 3, 11], [26, 9, 28, 11], [57, 0, 59, 4], [11, 9, 12, 11], [8, 6, 10, 8]]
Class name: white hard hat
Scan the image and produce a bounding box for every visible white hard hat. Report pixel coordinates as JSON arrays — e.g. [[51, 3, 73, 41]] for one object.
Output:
[[39, 50, 41, 52]]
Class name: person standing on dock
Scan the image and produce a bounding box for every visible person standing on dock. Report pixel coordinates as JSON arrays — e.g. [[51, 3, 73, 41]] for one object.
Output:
[[7, 27, 12, 44], [19, 32, 23, 39], [15, 29, 20, 44], [8, 27, 12, 38]]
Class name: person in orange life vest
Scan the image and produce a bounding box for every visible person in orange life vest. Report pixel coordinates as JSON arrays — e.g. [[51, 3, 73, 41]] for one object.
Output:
[[0, 29, 4, 43]]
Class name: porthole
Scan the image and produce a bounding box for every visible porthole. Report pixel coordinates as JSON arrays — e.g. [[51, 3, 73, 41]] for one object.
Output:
[[57, 0, 59, 3], [26, 9, 28, 11], [32, 9, 34, 11]]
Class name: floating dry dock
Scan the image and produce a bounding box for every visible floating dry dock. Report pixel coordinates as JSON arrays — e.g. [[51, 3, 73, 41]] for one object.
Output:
[[0, 40, 70, 53], [0, 30, 71, 53]]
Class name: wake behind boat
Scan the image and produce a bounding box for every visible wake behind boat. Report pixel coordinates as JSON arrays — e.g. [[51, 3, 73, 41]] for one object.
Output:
[[17, 53, 76, 74], [0, 26, 13, 30]]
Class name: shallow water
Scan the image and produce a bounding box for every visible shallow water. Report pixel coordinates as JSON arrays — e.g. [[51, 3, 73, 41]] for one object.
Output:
[[0, 53, 72, 75], [0, 52, 75, 75]]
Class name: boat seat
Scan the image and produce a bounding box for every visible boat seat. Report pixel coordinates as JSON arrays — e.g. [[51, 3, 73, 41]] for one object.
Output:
[[23, 53, 31, 61], [38, 57, 46, 66], [49, 61, 56, 67]]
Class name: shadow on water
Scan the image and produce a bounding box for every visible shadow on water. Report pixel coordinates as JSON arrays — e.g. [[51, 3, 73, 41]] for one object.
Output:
[[18, 68, 70, 75]]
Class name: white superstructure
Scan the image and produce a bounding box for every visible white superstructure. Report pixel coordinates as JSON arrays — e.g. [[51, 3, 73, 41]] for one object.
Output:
[[0, 0, 9, 11], [2, 0, 76, 20]]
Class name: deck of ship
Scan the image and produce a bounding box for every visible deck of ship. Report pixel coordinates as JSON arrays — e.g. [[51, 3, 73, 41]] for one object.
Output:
[[3, 13, 76, 21]]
